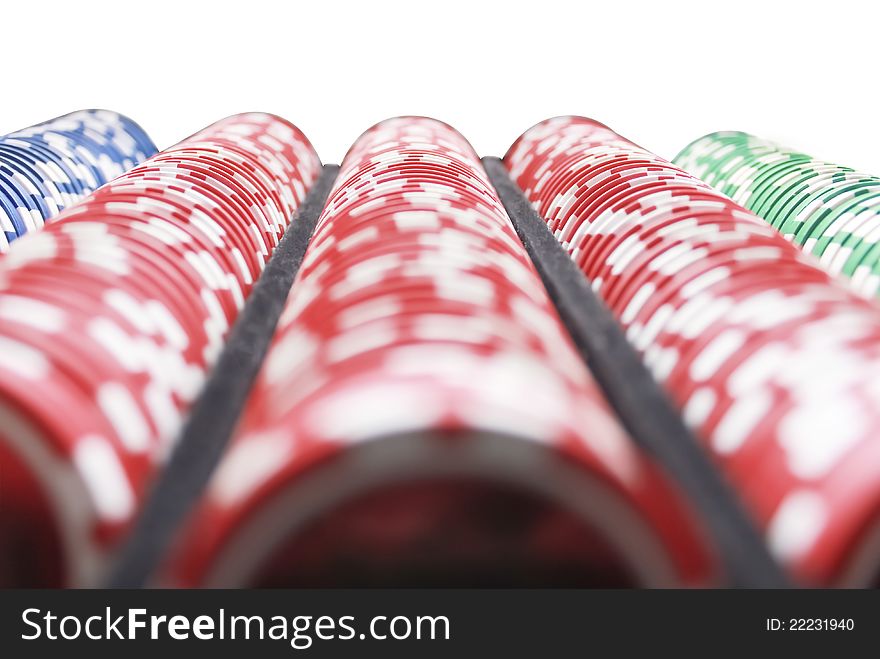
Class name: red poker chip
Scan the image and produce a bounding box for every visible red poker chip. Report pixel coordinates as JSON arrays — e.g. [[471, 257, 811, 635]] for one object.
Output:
[[731, 384, 880, 581], [60, 209, 243, 325], [504, 115, 880, 585], [5, 231, 212, 370], [579, 197, 754, 279], [661, 281, 853, 411], [668, 294, 880, 463], [52, 224, 216, 336], [531, 152, 644, 212], [565, 191, 747, 278], [74, 197, 250, 317], [308, 211, 525, 265], [303, 233, 537, 288], [600, 227, 797, 314], [559, 177, 722, 251], [625, 255, 832, 347], [0, 269, 202, 435], [776, 438, 880, 586], [323, 183, 508, 225], [299, 267, 535, 332], [0, 303, 154, 458], [0, 426, 67, 587], [581, 210, 750, 291], [3, 249, 202, 358], [87, 192, 253, 289], [647, 273, 841, 391], [95, 184, 264, 288], [320, 182, 511, 221], [165, 116, 716, 589], [190, 134, 317, 205], [321, 187, 512, 233], [179, 137, 312, 208], [120, 166, 275, 265], [337, 157, 493, 191], [0, 339, 142, 529], [153, 150, 290, 239], [333, 147, 490, 182], [530, 150, 669, 223], [143, 158, 283, 248], [551, 168, 691, 234], [304, 260, 536, 318], [149, 154, 286, 240], [552, 161, 697, 220], [596, 228, 768, 311], [0, 113, 321, 586], [107, 172, 269, 280], [576, 182, 743, 239], [327, 169, 501, 216], [350, 227, 526, 270], [0, 314, 166, 494]]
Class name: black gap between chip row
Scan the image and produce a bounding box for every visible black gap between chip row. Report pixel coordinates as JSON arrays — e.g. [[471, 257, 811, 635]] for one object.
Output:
[[482, 157, 792, 589], [105, 164, 340, 589]]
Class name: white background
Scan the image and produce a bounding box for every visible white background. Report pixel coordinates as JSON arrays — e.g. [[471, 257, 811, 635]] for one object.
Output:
[[4, 0, 879, 171]]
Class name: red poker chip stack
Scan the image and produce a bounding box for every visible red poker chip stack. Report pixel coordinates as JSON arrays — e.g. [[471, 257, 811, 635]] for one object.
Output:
[[0, 113, 321, 587], [504, 116, 880, 586], [166, 117, 716, 588]]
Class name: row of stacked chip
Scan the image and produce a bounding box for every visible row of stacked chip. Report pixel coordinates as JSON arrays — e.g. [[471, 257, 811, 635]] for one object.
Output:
[[163, 117, 715, 588], [0, 113, 321, 587], [504, 116, 880, 587], [674, 132, 880, 299], [4, 109, 880, 588], [0, 110, 157, 250]]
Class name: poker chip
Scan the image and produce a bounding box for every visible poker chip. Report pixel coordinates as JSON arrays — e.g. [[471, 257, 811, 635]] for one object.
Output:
[[6, 108, 880, 589], [674, 132, 880, 298], [0, 110, 158, 249], [0, 113, 321, 587], [504, 116, 880, 586], [166, 117, 716, 589]]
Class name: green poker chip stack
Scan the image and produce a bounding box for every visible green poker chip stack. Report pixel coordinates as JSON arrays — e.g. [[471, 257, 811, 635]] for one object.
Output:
[[674, 131, 880, 298]]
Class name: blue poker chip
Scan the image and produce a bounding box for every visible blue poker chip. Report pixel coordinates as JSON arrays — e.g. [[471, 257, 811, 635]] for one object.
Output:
[[29, 130, 105, 190], [0, 175, 29, 240], [0, 139, 89, 198], [0, 152, 55, 223], [78, 109, 158, 163], [68, 127, 132, 184], [0, 205, 17, 245], [30, 127, 120, 189], [8, 109, 157, 177], [0, 143, 75, 209], [0, 109, 158, 249]]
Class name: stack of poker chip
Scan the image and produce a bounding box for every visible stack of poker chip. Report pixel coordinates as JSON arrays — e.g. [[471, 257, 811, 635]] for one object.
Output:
[[0, 113, 321, 587], [0, 110, 158, 250], [165, 117, 715, 589], [504, 116, 880, 586], [675, 133, 880, 299]]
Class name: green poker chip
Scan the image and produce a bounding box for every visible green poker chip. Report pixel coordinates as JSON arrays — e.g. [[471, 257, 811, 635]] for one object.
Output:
[[837, 201, 880, 279], [845, 207, 880, 273], [796, 188, 880, 253], [779, 181, 880, 240], [821, 204, 880, 276], [848, 233, 880, 297], [770, 172, 878, 234], [758, 165, 856, 230], [744, 158, 817, 219], [720, 151, 793, 205], [674, 131, 880, 297]]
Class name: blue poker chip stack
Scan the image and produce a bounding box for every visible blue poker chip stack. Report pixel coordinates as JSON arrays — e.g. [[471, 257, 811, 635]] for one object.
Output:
[[0, 109, 157, 250]]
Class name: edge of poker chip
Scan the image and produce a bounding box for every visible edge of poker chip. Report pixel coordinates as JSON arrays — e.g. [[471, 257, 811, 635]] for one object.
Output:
[[105, 164, 340, 589], [482, 155, 792, 589]]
